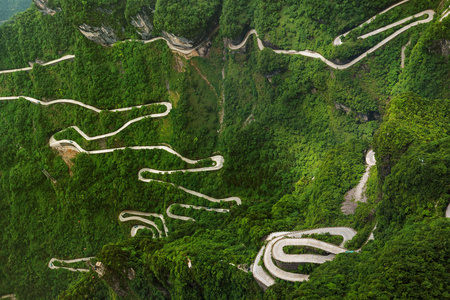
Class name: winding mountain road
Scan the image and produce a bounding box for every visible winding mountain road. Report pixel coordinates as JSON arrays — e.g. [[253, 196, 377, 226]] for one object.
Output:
[[229, 0, 443, 70], [272, 238, 346, 266], [1, 1, 446, 78], [255, 153, 377, 289], [1, 96, 171, 143], [119, 210, 168, 237], [252, 226, 377, 289], [0, 96, 240, 224], [333, 0, 411, 46], [166, 204, 229, 221], [10, 0, 447, 282], [48, 257, 94, 272], [230, 9, 434, 70], [0, 55, 75, 74], [258, 227, 357, 285]]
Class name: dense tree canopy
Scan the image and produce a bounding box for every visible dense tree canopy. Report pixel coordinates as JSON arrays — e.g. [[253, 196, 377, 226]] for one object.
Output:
[[153, 0, 221, 40], [0, 0, 449, 299]]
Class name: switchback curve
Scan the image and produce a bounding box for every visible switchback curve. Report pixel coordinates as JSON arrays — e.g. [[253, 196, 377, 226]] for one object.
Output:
[[333, 0, 411, 46], [119, 210, 168, 237], [0, 94, 239, 226], [48, 257, 94, 272], [0, 96, 171, 143], [1, 2, 445, 76], [252, 227, 360, 289], [0, 96, 240, 223], [229, 4, 437, 69]]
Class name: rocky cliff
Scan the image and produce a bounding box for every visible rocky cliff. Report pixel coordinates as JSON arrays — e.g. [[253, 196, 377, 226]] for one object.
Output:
[[130, 6, 154, 40], [33, 0, 60, 15], [334, 102, 380, 122], [78, 24, 119, 46], [77, 6, 156, 46], [162, 31, 196, 49]]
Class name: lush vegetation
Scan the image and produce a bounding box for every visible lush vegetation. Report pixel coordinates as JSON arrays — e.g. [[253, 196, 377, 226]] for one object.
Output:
[[0, 0, 449, 299], [154, 0, 221, 40]]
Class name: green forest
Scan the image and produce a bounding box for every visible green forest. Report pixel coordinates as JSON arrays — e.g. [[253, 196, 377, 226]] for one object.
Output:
[[0, 0, 449, 299]]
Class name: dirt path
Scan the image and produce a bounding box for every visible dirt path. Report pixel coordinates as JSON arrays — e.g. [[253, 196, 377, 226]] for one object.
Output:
[[401, 39, 411, 68], [342, 150, 376, 215]]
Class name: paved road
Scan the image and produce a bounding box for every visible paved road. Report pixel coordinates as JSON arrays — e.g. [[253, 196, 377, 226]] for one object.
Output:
[[441, 6, 450, 21], [177, 185, 241, 205], [119, 210, 168, 237], [251, 246, 275, 289], [0, 55, 75, 75], [0, 96, 239, 225], [166, 204, 229, 221], [0, 95, 240, 223], [446, 204, 450, 218], [14, 95, 241, 222], [120, 35, 209, 56], [261, 227, 357, 284], [138, 177, 240, 222], [333, 0, 411, 46], [48, 257, 94, 272], [272, 238, 347, 265], [252, 227, 358, 288], [229, 8, 435, 69], [2, 1, 446, 77], [0, 96, 172, 142], [138, 155, 223, 175], [266, 227, 357, 247], [0, 95, 168, 114]]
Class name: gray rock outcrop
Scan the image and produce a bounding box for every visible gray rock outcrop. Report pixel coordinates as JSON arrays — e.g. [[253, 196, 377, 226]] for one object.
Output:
[[131, 12, 153, 40], [33, 0, 60, 15], [162, 31, 196, 49], [334, 102, 380, 122], [429, 39, 450, 58], [78, 24, 119, 46]]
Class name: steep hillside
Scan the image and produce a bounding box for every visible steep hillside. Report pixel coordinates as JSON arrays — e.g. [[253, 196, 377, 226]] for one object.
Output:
[[0, 0, 449, 299]]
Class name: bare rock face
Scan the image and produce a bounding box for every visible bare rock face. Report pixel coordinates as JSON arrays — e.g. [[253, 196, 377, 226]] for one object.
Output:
[[335, 102, 352, 114], [334, 102, 380, 122], [78, 24, 119, 46], [127, 268, 136, 280], [33, 0, 60, 15], [130, 11, 154, 40], [162, 31, 195, 49], [428, 39, 450, 58]]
